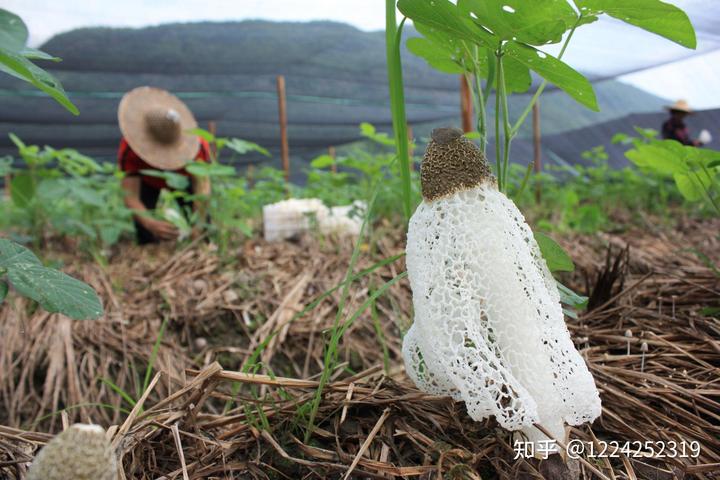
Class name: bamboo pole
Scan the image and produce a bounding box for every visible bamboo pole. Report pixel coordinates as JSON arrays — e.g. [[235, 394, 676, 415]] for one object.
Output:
[[328, 146, 337, 174], [276, 75, 290, 182], [460, 75, 473, 133], [208, 121, 218, 160], [532, 101, 542, 203]]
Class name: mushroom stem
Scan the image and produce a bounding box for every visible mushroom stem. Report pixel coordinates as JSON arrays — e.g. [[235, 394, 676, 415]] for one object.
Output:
[[624, 329, 633, 356], [640, 341, 649, 373]]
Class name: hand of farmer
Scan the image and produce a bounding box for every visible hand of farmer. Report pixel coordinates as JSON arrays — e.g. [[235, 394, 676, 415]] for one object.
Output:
[[141, 217, 179, 241]]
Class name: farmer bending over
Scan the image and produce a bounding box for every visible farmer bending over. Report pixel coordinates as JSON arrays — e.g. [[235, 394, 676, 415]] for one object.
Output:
[[661, 99, 708, 147], [117, 87, 211, 244]]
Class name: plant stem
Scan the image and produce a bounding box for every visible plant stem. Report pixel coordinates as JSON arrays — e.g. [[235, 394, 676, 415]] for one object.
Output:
[[510, 17, 582, 138], [498, 47, 512, 192], [494, 47, 503, 188], [385, 3, 412, 221]]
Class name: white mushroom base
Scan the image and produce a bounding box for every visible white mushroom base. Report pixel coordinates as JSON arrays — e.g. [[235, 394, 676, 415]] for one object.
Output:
[[403, 183, 601, 450]]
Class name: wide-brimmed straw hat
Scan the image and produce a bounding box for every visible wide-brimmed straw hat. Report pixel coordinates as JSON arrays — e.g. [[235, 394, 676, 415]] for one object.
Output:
[[664, 99, 693, 114], [118, 86, 199, 170]]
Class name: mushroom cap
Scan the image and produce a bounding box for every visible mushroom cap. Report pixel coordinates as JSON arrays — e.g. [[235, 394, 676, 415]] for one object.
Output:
[[27, 424, 118, 480], [420, 127, 493, 201]]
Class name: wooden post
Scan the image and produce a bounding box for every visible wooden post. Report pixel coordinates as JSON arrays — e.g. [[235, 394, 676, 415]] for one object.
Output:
[[3, 173, 10, 199], [208, 121, 218, 160], [328, 146, 337, 174], [276, 75, 290, 182], [247, 164, 255, 189], [460, 75, 473, 133], [532, 101, 542, 203]]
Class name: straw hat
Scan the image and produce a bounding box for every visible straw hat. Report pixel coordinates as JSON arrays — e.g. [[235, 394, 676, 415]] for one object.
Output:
[[118, 87, 199, 170], [665, 99, 693, 113]]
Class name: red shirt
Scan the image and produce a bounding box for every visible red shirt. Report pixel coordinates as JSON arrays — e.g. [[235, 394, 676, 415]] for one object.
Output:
[[118, 137, 211, 190]]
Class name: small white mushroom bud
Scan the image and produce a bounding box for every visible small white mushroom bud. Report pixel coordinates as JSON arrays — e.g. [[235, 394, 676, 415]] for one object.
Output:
[[27, 424, 118, 480], [222, 289, 239, 304], [403, 128, 601, 448], [192, 279, 208, 294], [624, 329, 633, 355], [194, 337, 208, 350], [640, 341, 649, 372]]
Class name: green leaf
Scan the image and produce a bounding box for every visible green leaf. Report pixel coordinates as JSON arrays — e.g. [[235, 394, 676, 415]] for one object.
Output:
[[187, 127, 215, 142], [535, 232, 575, 272], [624, 143, 687, 175], [557, 281, 588, 311], [20, 47, 60, 62], [573, 0, 696, 49], [0, 47, 79, 115], [225, 138, 270, 157], [504, 41, 598, 111], [7, 263, 103, 320], [0, 279, 7, 305], [9, 172, 35, 208], [406, 37, 465, 74], [458, 0, 577, 46], [398, 0, 495, 47], [502, 55, 532, 93], [185, 161, 236, 177], [139, 169, 190, 190], [0, 239, 42, 268], [311, 154, 336, 169], [0, 9, 28, 52], [673, 172, 710, 202]]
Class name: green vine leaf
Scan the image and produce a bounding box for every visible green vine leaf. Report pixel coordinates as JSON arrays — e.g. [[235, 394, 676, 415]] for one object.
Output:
[[573, 0, 696, 49], [504, 41, 598, 111], [398, 0, 496, 47], [458, 0, 578, 46]]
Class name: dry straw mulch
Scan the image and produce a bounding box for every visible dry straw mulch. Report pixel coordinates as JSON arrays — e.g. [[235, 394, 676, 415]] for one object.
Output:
[[1, 219, 719, 479]]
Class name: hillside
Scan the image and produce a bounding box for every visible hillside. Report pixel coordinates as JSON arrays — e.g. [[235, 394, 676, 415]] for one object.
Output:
[[0, 20, 668, 175]]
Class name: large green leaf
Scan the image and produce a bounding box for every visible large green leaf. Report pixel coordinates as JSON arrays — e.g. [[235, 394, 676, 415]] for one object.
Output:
[[624, 143, 687, 175], [504, 41, 598, 110], [502, 55, 531, 93], [458, 0, 577, 45], [409, 21, 479, 75], [9, 172, 36, 208], [0, 9, 28, 53], [7, 262, 103, 320], [407, 37, 465, 74], [0, 48, 79, 115], [0, 238, 42, 269], [573, 0, 696, 49], [534, 232, 575, 272], [398, 0, 496, 47], [674, 171, 713, 202]]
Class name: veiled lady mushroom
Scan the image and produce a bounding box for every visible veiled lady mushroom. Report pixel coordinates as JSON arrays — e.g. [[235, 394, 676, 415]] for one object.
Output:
[[27, 424, 118, 480], [402, 128, 601, 449]]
